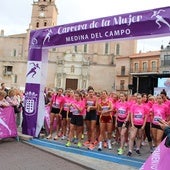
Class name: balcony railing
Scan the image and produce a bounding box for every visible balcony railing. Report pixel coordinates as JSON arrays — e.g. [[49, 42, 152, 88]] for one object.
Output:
[[161, 60, 170, 66], [116, 71, 129, 76], [130, 67, 159, 73]]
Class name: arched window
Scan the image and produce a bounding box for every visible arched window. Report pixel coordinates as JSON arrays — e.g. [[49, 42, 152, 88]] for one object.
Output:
[[44, 22, 47, 26], [151, 61, 157, 71], [134, 63, 139, 72], [36, 22, 39, 28], [143, 62, 147, 72]]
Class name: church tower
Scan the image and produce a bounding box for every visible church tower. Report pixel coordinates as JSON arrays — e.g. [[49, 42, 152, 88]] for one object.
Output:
[[29, 0, 58, 30]]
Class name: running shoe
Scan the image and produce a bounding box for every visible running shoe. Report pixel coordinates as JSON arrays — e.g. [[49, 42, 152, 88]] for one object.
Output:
[[83, 140, 90, 146], [71, 137, 76, 143], [46, 134, 52, 139], [98, 142, 102, 151], [58, 132, 63, 137], [77, 142, 82, 148], [150, 147, 154, 153], [74, 138, 78, 144], [81, 134, 85, 140], [107, 141, 112, 150], [124, 142, 128, 147], [127, 151, 132, 156], [136, 149, 141, 155], [118, 148, 124, 155], [65, 141, 71, 147], [53, 135, 58, 140], [141, 141, 146, 146], [88, 144, 95, 150], [61, 135, 67, 140], [98, 146, 102, 151]]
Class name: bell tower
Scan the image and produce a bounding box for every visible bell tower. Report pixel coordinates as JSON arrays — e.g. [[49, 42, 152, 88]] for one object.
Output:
[[29, 0, 58, 30]]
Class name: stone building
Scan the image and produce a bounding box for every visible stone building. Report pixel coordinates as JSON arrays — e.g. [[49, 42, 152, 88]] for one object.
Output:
[[0, 0, 137, 92]]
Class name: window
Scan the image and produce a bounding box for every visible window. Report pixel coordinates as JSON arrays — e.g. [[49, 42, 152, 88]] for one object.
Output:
[[74, 46, 77, 52], [134, 63, 139, 72], [121, 66, 125, 75], [36, 22, 39, 28], [84, 44, 87, 53], [71, 65, 75, 73], [13, 49, 17, 56], [4, 66, 13, 76], [120, 80, 125, 90], [14, 75, 17, 83], [163, 55, 170, 66], [151, 61, 157, 71], [143, 62, 147, 72], [44, 22, 47, 26], [116, 44, 120, 55], [105, 43, 109, 54]]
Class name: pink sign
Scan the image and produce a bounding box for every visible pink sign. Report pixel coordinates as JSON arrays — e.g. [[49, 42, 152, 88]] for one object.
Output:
[[140, 138, 170, 170], [0, 106, 17, 139]]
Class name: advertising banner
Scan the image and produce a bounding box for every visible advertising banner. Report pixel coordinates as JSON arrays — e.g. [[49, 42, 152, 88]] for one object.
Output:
[[140, 138, 170, 170], [0, 106, 17, 139]]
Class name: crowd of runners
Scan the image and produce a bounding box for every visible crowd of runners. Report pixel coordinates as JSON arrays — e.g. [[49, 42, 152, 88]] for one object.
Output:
[[44, 86, 170, 157], [1, 81, 170, 157]]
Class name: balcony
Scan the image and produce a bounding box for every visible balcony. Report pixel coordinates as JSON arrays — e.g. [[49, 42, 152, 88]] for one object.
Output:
[[115, 85, 129, 91], [116, 71, 129, 77], [161, 60, 170, 67], [130, 67, 159, 74], [3, 71, 13, 76]]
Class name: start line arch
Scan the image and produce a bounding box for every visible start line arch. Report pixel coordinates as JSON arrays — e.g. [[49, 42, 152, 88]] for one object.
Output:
[[22, 6, 170, 137]]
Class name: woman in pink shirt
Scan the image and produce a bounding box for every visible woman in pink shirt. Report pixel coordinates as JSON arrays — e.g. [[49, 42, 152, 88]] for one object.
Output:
[[61, 89, 73, 140], [115, 92, 130, 155], [151, 94, 169, 147], [46, 88, 64, 140], [66, 90, 85, 148], [127, 93, 147, 156]]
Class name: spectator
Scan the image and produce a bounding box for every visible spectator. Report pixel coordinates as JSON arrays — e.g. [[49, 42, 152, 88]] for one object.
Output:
[[0, 90, 10, 107], [6, 89, 21, 127], [0, 83, 9, 98]]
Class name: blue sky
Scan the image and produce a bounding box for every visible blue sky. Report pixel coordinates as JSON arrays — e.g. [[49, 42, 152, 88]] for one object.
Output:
[[0, 0, 169, 52]]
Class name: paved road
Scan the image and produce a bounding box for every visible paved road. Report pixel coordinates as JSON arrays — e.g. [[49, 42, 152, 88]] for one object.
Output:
[[0, 138, 90, 170]]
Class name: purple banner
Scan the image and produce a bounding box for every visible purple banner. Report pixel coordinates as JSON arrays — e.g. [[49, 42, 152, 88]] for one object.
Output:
[[140, 138, 170, 170], [29, 6, 170, 48], [22, 48, 42, 136], [0, 106, 17, 139], [24, 6, 170, 137]]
